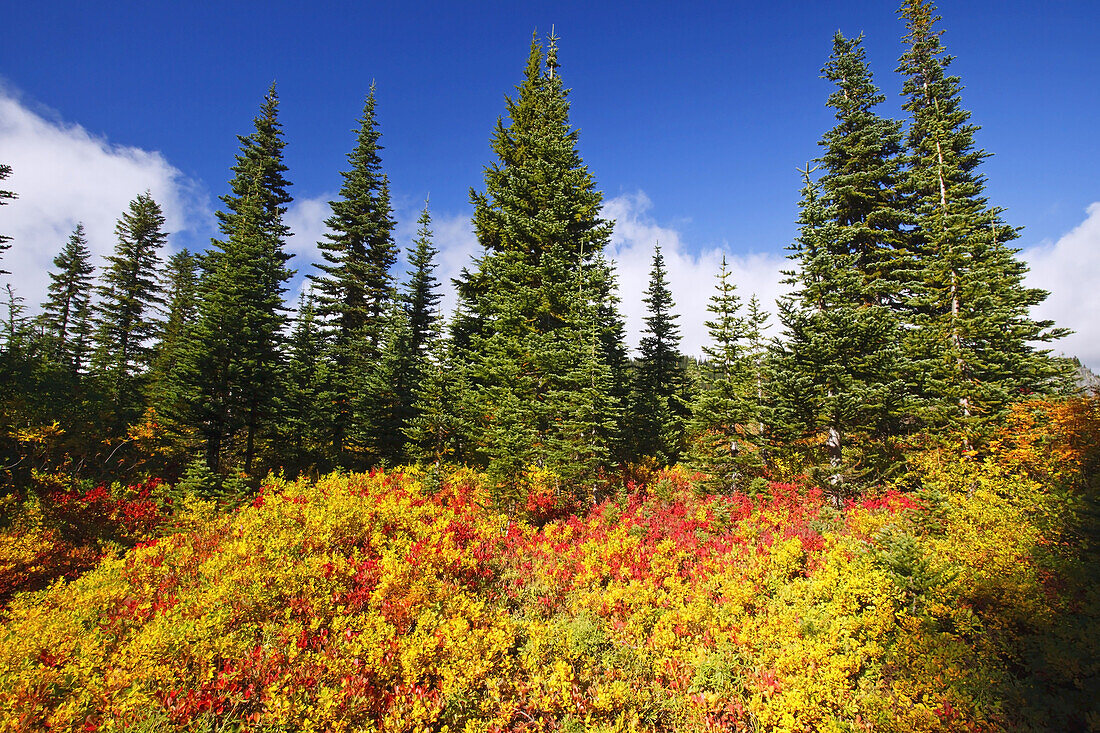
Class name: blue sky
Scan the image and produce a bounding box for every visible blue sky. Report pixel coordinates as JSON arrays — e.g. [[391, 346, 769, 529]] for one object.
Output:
[[1, 1, 1098, 365]]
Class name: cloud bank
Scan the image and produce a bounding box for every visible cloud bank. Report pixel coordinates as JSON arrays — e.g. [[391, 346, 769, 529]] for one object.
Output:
[[603, 191, 789, 356], [1022, 202, 1100, 372], [0, 88, 209, 312]]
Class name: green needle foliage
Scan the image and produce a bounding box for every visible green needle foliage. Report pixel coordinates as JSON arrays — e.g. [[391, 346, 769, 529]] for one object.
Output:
[[278, 289, 330, 477], [689, 257, 765, 492], [773, 170, 904, 499], [311, 85, 397, 467], [40, 223, 95, 371], [92, 191, 167, 423], [148, 249, 198, 431], [183, 84, 294, 477], [897, 0, 1069, 437], [633, 243, 689, 467], [454, 31, 623, 506], [378, 202, 444, 466]]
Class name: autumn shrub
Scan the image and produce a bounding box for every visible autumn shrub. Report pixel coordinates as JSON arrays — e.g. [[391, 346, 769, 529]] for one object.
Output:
[[0, 402, 1097, 731], [0, 475, 169, 606]]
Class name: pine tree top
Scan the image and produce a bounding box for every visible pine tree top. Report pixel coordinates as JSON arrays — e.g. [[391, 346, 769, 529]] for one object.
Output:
[[471, 31, 611, 266], [217, 83, 293, 243], [639, 242, 681, 361]]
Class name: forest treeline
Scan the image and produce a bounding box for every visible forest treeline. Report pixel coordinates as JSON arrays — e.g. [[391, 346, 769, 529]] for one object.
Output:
[[0, 0, 1075, 510]]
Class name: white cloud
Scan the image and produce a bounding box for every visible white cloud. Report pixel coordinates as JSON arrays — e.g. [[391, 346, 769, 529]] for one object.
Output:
[[283, 194, 332, 264], [1022, 202, 1100, 372], [429, 212, 481, 317], [0, 87, 209, 312], [282, 194, 333, 306], [603, 191, 789, 356]]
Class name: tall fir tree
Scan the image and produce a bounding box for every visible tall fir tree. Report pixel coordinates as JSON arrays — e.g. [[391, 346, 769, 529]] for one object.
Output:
[[818, 32, 912, 312], [367, 302, 414, 465], [632, 243, 689, 466], [782, 31, 910, 483], [40, 223, 95, 369], [92, 191, 167, 422], [897, 0, 1068, 434], [772, 169, 903, 497], [311, 85, 397, 465], [744, 294, 771, 420], [454, 32, 623, 504], [184, 84, 294, 476], [404, 329, 468, 467], [0, 163, 14, 273], [404, 202, 442, 375]]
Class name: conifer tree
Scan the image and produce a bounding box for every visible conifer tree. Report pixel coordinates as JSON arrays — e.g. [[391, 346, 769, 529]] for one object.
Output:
[[0, 163, 14, 273], [744, 294, 771, 415], [367, 303, 414, 465], [404, 202, 442, 373], [311, 85, 397, 465], [897, 0, 1068, 432], [40, 223, 95, 368], [454, 32, 624, 502], [184, 85, 294, 475], [819, 32, 912, 311], [689, 257, 759, 491], [786, 30, 910, 477], [589, 251, 631, 465], [772, 169, 903, 497], [404, 330, 467, 466], [768, 33, 915, 491], [633, 243, 689, 466], [3, 285, 25, 348], [92, 191, 167, 418], [380, 202, 445, 464], [148, 249, 197, 429], [278, 289, 330, 475]]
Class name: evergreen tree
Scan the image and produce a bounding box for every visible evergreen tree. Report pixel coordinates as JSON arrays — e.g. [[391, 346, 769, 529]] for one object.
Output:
[[40, 223, 95, 369], [592, 253, 631, 465], [767, 33, 915, 492], [819, 32, 912, 311], [184, 85, 294, 476], [69, 298, 96, 376], [277, 289, 330, 475], [148, 249, 198, 431], [404, 329, 467, 466], [632, 243, 689, 466], [379, 201, 445, 464], [92, 192, 167, 419], [772, 169, 903, 497], [0, 163, 14, 273], [689, 257, 759, 491], [795, 30, 911, 478], [367, 302, 414, 465], [897, 0, 1068, 432], [3, 285, 26, 347], [454, 32, 624, 504], [404, 202, 442, 373], [311, 85, 397, 465], [744, 294, 771, 419]]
